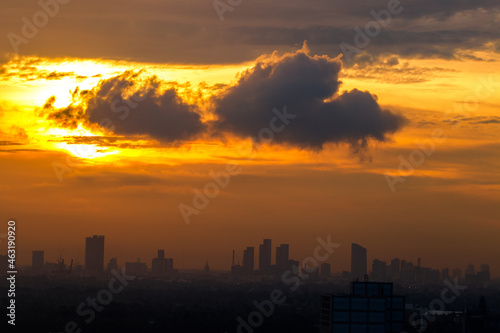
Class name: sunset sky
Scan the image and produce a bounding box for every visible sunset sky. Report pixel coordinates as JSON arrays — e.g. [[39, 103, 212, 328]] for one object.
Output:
[[0, 0, 499, 276]]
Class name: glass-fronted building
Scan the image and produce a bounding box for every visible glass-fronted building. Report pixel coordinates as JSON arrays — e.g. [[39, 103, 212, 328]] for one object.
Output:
[[320, 282, 405, 333]]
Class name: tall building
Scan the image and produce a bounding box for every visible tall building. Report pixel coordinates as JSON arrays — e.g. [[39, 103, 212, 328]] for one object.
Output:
[[478, 264, 490, 282], [389, 258, 400, 280], [465, 263, 476, 283], [442, 268, 450, 281], [320, 263, 331, 280], [242, 247, 254, 273], [32, 250, 44, 271], [276, 244, 289, 270], [400, 260, 407, 281], [320, 281, 405, 333], [152, 249, 174, 275], [259, 239, 272, 274], [351, 243, 367, 280], [371, 259, 387, 281], [85, 235, 104, 274]]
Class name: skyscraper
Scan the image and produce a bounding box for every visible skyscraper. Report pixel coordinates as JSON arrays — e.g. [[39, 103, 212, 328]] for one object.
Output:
[[371, 259, 387, 281], [242, 246, 254, 273], [351, 243, 367, 281], [32, 250, 44, 271], [276, 244, 289, 270], [389, 258, 400, 280], [152, 249, 174, 275], [320, 262, 331, 280], [85, 235, 104, 274], [259, 239, 272, 274]]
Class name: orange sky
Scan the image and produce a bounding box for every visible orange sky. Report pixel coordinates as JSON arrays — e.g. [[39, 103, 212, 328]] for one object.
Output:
[[1, 0, 499, 277]]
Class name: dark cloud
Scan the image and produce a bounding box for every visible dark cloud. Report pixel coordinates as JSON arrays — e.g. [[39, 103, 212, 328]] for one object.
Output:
[[212, 47, 407, 149], [448, 116, 500, 125], [86, 72, 206, 142], [0, 141, 23, 146], [41, 72, 206, 143], [1, 0, 498, 65]]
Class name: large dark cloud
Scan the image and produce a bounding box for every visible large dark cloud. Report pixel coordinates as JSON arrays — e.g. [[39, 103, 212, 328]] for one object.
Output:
[[41, 72, 206, 143], [212, 47, 407, 149], [86, 72, 206, 142]]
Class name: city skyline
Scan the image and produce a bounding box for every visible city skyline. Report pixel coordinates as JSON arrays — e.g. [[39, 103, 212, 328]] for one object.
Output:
[[1, 0, 500, 331], [26, 237, 496, 280]]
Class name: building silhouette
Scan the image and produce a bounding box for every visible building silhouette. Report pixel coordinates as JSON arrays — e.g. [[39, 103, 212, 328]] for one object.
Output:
[[125, 258, 147, 275], [259, 239, 272, 274], [276, 244, 289, 270], [320, 281, 405, 333], [85, 235, 104, 274], [351, 243, 367, 280], [371, 259, 387, 281], [242, 246, 254, 274], [478, 264, 491, 282], [152, 249, 174, 275], [389, 258, 400, 280], [320, 263, 331, 280], [107, 257, 118, 272], [32, 250, 44, 271]]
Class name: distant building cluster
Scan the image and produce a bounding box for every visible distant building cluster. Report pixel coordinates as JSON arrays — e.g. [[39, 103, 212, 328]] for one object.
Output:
[[23, 235, 178, 278], [0, 237, 491, 286], [231, 239, 332, 280], [345, 243, 491, 285]]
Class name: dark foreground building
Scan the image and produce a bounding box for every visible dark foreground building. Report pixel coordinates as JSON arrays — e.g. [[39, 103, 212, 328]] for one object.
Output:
[[320, 281, 405, 333]]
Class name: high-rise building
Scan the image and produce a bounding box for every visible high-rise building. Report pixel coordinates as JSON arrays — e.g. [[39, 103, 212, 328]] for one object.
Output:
[[85, 235, 104, 274], [320, 281, 405, 333], [32, 250, 44, 271], [442, 268, 450, 281], [320, 263, 331, 280], [242, 247, 254, 273], [389, 258, 400, 280], [276, 244, 289, 270], [125, 258, 147, 275], [351, 243, 367, 280], [152, 249, 174, 275], [400, 260, 407, 281], [371, 259, 387, 281], [478, 264, 490, 282], [465, 263, 476, 283], [259, 239, 272, 274]]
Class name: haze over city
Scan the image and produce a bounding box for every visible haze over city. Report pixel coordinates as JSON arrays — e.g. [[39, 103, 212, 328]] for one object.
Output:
[[0, 0, 499, 332]]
